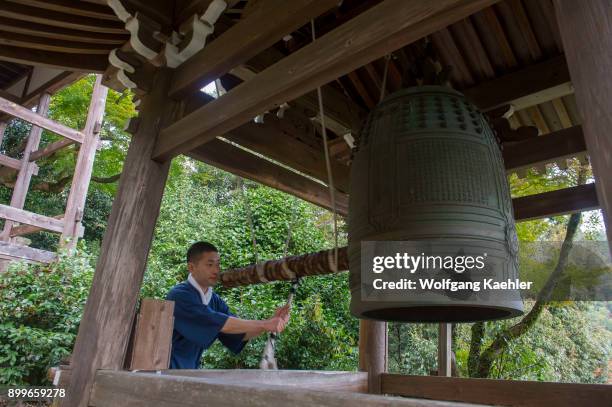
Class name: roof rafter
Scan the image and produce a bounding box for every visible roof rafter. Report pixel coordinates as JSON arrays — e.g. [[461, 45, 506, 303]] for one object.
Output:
[[169, 0, 339, 98], [154, 0, 497, 161]]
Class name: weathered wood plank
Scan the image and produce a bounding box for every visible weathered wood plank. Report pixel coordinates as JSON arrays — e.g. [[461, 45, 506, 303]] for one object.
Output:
[[0, 45, 108, 73], [512, 184, 599, 222], [237, 47, 367, 135], [0, 153, 23, 171], [170, 0, 339, 98], [0, 93, 50, 240], [21, 72, 85, 108], [182, 92, 351, 192], [0, 95, 85, 143], [0, 17, 127, 45], [29, 139, 76, 162], [187, 139, 349, 215], [555, 0, 612, 250], [0, 121, 7, 147], [60, 75, 108, 249], [159, 370, 367, 393], [0, 240, 56, 263], [62, 69, 180, 407], [9, 214, 84, 238], [129, 299, 174, 371], [381, 374, 612, 407], [463, 55, 572, 111], [0, 2, 126, 34], [8, 0, 120, 21], [502, 125, 586, 172], [154, 0, 497, 160], [0, 32, 115, 55], [89, 370, 485, 407], [0, 204, 65, 233]]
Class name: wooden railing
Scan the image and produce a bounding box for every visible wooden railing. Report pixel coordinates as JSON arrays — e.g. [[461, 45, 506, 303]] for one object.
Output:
[[380, 374, 611, 407]]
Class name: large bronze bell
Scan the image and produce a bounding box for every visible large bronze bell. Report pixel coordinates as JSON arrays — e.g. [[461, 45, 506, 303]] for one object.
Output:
[[348, 86, 524, 322]]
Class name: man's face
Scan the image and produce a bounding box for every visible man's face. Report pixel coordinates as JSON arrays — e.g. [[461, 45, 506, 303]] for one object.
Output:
[[188, 251, 221, 288]]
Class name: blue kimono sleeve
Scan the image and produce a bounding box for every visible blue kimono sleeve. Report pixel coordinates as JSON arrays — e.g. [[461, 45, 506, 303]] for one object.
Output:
[[215, 299, 247, 354], [167, 289, 230, 348]]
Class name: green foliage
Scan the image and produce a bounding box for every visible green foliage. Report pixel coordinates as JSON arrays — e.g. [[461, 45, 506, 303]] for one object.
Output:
[[0, 249, 95, 385], [451, 302, 611, 382]]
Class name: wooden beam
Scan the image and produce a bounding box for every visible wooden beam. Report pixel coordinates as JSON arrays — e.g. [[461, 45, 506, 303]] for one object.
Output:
[[437, 323, 452, 377], [0, 95, 85, 143], [8, 214, 83, 238], [221, 246, 348, 287], [60, 75, 108, 249], [8, 0, 120, 21], [158, 369, 367, 393], [0, 204, 65, 233], [502, 125, 586, 172], [359, 320, 388, 394], [187, 139, 349, 215], [29, 139, 76, 161], [555, 0, 612, 250], [89, 370, 473, 407], [0, 45, 108, 73], [0, 89, 20, 103], [154, 0, 497, 160], [0, 17, 127, 45], [0, 153, 23, 171], [170, 0, 339, 98], [0, 121, 7, 147], [0, 240, 56, 263], [512, 184, 599, 222], [63, 69, 179, 407], [233, 47, 367, 135], [463, 55, 572, 111], [1, 93, 50, 241], [381, 374, 612, 407], [0, 32, 115, 55], [21, 72, 85, 108], [0, 2, 125, 34], [225, 118, 350, 193]]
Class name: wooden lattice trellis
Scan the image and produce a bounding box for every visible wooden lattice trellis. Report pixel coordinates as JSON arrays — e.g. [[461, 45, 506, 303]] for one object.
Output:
[[0, 75, 108, 268]]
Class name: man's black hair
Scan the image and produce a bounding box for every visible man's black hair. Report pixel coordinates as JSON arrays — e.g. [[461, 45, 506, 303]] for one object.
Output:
[[187, 241, 218, 263]]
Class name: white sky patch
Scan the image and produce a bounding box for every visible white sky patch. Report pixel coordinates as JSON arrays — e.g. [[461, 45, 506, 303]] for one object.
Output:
[[200, 81, 218, 99]]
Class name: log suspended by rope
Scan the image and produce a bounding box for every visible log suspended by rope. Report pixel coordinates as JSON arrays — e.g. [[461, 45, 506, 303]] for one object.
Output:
[[220, 246, 348, 288]]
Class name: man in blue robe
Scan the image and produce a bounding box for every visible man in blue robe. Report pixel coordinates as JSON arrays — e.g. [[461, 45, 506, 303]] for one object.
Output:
[[167, 241, 290, 369]]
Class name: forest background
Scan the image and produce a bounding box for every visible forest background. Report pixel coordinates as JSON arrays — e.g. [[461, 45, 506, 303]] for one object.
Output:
[[0, 76, 609, 386]]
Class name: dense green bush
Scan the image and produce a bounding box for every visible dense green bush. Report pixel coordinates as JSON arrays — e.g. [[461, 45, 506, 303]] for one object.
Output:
[[0, 249, 95, 385]]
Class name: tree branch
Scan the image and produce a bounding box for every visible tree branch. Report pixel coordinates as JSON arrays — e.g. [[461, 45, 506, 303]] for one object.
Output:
[[91, 173, 121, 183], [473, 171, 585, 377]]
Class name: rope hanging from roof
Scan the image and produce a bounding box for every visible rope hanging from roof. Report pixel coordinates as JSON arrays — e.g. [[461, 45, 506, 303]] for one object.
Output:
[[311, 19, 339, 271]]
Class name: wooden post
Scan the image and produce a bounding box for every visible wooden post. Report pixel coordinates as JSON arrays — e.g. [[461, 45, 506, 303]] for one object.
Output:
[[358, 319, 388, 394], [0, 120, 7, 147], [554, 0, 612, 251], [60, 75, 108, 250], [0, 93, 50, 241], [437, 323, 452, 377], [61, 69, 179, 407]]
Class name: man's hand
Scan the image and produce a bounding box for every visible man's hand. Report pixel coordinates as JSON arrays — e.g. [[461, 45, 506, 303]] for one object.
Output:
[[273, 304, 291, 320], [263, 316, 288, 333]]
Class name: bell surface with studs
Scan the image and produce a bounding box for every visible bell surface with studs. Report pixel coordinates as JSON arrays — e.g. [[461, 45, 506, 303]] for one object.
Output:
[[349, 86, 524, 323]]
